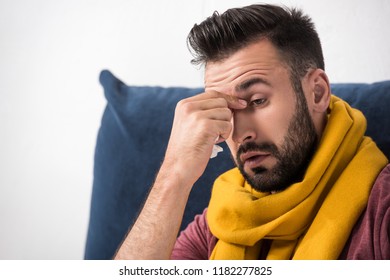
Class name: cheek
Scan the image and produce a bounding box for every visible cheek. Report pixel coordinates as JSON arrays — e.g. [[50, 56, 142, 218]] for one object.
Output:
[[253, 108, 292, 144], [227, 110, 292, 147], [269, 114, 291, 142]]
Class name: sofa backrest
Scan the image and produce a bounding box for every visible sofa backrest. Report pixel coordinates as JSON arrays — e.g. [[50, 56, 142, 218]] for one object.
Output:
[[84, 69, 390, 259]]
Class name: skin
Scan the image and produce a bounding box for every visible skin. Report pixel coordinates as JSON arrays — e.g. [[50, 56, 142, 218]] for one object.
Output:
[[205, 39, 329, 192], [114, 38, 331, 259]]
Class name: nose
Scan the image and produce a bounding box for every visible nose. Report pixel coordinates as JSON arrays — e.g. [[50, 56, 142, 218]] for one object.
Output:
[[231, 109, 257, 144]]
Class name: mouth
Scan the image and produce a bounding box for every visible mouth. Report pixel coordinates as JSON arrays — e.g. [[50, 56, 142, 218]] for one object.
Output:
[[240, 151, 271, 169]]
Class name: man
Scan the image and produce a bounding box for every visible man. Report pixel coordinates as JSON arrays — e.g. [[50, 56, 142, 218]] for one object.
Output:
[[114, 4, 389, 259]]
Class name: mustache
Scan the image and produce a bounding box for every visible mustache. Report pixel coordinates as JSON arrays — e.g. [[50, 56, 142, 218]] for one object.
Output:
[[236, 141, 279, 162]]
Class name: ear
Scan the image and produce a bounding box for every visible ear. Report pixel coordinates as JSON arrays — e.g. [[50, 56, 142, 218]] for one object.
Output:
[[308, 69, 331, 113]]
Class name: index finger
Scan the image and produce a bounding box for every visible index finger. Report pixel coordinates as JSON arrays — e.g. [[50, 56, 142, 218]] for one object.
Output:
[[205, 90, 247, 109]]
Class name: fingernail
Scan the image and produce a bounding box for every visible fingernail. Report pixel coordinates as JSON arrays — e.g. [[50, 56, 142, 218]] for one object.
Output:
[[238, 99, 247, 106]]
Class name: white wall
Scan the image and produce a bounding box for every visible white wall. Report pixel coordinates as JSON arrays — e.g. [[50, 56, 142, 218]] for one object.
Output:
[[0, 0, 389, 259]]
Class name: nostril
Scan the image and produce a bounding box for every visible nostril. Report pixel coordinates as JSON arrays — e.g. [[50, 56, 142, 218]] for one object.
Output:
[[243, 135, 253, 143], [233, 132, 255, 145]]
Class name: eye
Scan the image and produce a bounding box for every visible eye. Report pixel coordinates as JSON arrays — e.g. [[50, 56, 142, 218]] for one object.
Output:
[[250, 98, 267, 107]]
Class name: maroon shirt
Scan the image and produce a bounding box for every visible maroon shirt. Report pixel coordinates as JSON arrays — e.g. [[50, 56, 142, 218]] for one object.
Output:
[[172, 164, 390, 260]]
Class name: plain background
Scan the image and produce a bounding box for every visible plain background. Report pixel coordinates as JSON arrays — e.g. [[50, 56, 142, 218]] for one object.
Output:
[[0, 0, 389, 259]]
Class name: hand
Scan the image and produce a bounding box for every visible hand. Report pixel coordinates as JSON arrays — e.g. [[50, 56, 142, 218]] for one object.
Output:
[[161, 91, 247, 187], [115, 91, 246, 260]]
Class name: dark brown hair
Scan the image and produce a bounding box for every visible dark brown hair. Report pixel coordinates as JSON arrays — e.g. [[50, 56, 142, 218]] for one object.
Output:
[[187, 4, 324, 82]]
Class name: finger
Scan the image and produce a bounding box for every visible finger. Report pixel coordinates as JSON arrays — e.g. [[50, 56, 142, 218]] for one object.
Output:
[[205, 90, 247, 110], [180, 90, 246, 108], [184, 97, 229, 111], [211, 119, 233, 143], [196, 107, 232, 121]]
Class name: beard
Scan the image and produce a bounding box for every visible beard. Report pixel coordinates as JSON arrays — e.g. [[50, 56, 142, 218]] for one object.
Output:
[[236, 91, 318, 193]]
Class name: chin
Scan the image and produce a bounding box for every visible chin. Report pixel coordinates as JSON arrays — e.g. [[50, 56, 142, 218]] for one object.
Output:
[[240, 166, 293, 193]]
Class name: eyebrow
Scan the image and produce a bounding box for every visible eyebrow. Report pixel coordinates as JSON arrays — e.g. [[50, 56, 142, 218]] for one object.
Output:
[[235, 77, 271, 93]]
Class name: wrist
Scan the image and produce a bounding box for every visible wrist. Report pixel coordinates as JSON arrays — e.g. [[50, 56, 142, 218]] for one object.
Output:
[[156, 157, 198, 193]]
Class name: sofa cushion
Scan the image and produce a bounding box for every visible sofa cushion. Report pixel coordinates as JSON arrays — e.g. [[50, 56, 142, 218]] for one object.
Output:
[[330, 81, 390, 158], [84, 70, 390, 259]]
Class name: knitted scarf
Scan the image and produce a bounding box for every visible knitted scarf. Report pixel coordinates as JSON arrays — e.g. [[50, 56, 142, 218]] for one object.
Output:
[[207, 95, 388, 259]]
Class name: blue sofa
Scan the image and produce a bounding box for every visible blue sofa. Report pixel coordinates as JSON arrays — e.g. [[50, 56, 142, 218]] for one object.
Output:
[[84, 69, 390, 259]]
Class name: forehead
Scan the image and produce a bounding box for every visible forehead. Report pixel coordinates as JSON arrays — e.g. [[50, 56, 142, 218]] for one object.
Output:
[[204, 39, 288, 95]]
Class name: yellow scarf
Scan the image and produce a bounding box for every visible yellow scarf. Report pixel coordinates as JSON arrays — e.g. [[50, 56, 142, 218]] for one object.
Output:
[[207, 95, 388, 260]]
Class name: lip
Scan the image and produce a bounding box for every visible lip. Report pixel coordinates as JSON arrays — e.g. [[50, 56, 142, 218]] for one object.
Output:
[[240, 151, 270, 169]]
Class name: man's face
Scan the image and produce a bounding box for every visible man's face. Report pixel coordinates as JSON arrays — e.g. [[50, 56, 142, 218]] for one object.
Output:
[[205, 39, 317, 193]]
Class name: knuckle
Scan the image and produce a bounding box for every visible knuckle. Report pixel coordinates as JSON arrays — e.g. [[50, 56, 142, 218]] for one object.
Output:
[[198, 118, 210, 130], [219, 107, 233, 119], [216, 97, 228, 107], [221, 121, 232, 134], [177, 100, 194, 114]]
